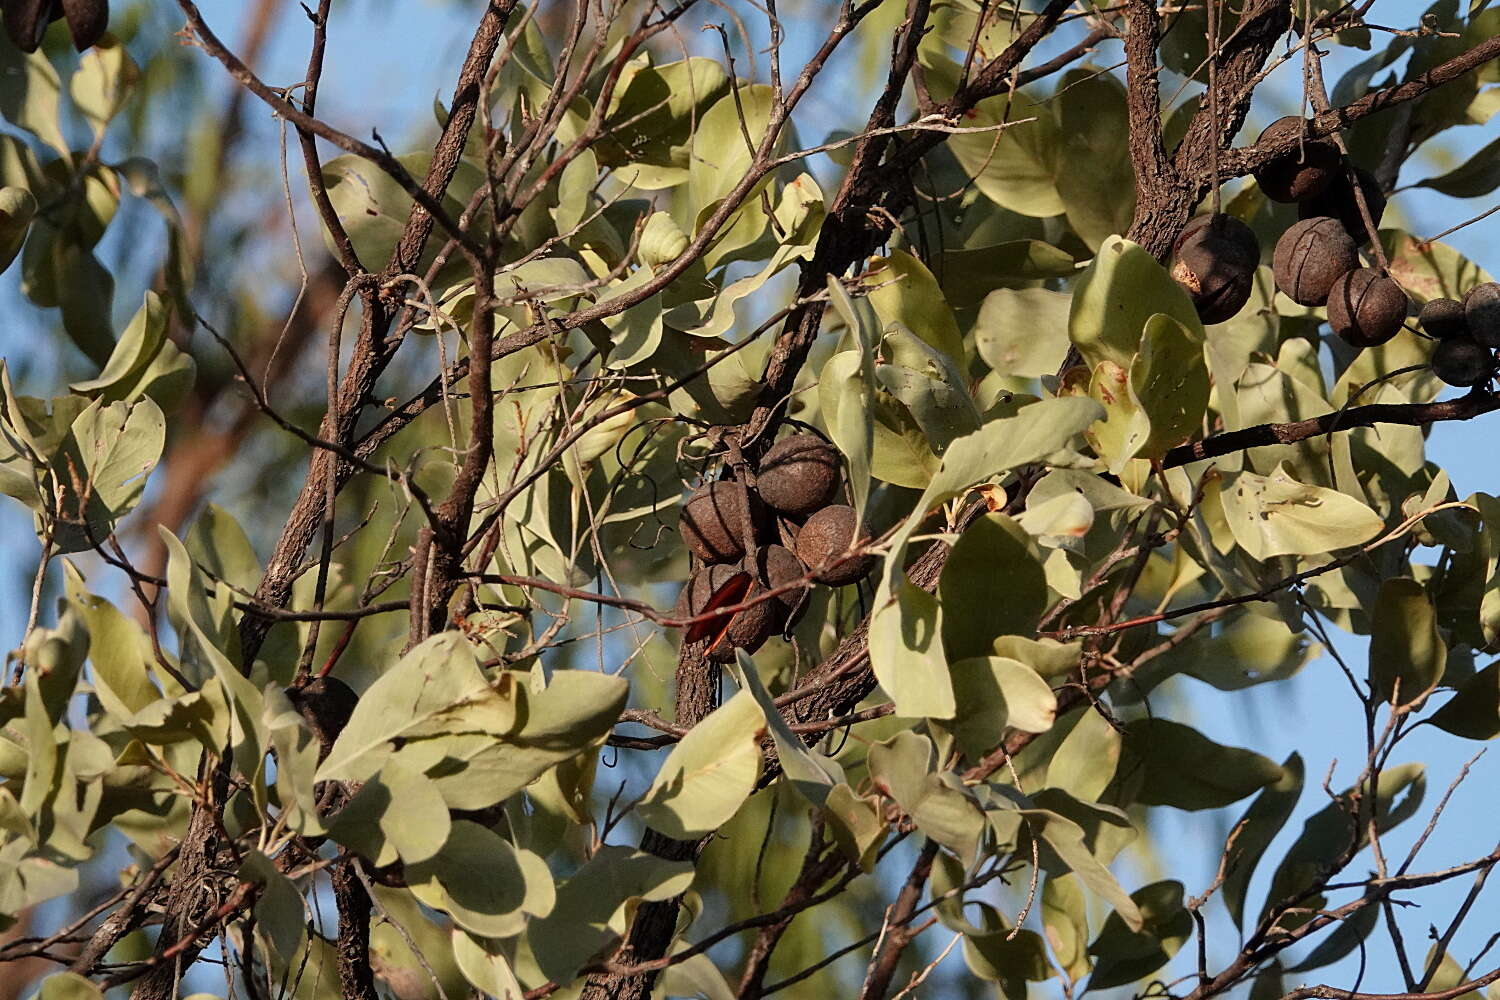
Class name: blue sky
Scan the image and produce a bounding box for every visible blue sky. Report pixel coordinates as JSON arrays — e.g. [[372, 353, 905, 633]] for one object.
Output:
[[1, 0, 1497, 994]]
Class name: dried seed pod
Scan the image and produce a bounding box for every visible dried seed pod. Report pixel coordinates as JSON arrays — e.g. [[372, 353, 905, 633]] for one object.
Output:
[[677, 563, 776, 662], [3, 0, 57, 52], [679, 481, 759, 564], [1298, 166, 1386, 246], [1170, 213, 1260, 324], [1430, 337, 1494, 388], [756, 434, 842, 517], [751, 543, 810, 631], [1253, 117, 1341, 203], [1327, 268, 1408, 349], [1272, 217, 1358, 306], [796, 504, 874, 586], [286, 676, 360, 762], [1419, 298, 1468, 341], [58, 0, 106, 49], [1463, 282, 1500, 348]]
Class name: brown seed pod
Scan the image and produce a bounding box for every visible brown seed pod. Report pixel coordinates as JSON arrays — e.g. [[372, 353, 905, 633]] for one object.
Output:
[[286, 676, 360, 762], [1170, 213, 1260, 324], [58, 0, 107, 50], [1463, 282, 1500, 349], [1430, 337, 1494, 388], [1272, 217, 1358, 306], [751, 543, 810, 632], [1298, 166, 1386, 246], [1253, 117, 1341, 203], [756, 434, 842, 517], [679, 481, 759, 564], [3, 0, 57, 52], [677, 563, 776, 662], [796, 504, 875, 586], [1419, 298, 1468, 341], [1326, 268, 1408, 349]]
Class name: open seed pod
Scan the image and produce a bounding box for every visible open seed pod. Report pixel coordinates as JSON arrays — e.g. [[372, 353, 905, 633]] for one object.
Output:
[[757, 433, 842, 517], [1464, 282, 1500, 348], [1253, 117, 1341, 203], [751, 543, 810, 632], [679, 481, 760, 564], [676, 563, 776, 663], [1419, 298, 1468, 341], [795, 504, 875, 586], [1430, 337, 1494, 388], [1272, 217, 1358, 306], [1299, 166, 1386, 246], [1171, 213, 1260, 324], [1327, 268, 1408, 349]]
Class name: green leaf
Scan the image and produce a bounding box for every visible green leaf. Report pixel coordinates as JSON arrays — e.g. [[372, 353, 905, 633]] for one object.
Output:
[[69, 36, 139, 137], [529, 845, 695, 985], [636, 689, 764, 839], [823, 275, 876, 524], [239, 850, 306, 966], [944, 85, 1064, 217], [1369, 578, 1446, 707], [600, 57, 730, 189], [405, 821, 527, 938], [1069, 236, 1204, 371], [1220, 464, 1384, 560], [1286, 892, 1379, 972], [1260, 763, 1426, 925], [316, 633, 502, 783], [1086, 880, 1192, 989], [451, 929, 525, 999], [1427, 661, 1500, 738], [864, 250, 967, 367], [973, 287, 1073, 379], [940, 514, 1048, 659], [1025, 805, 1142, 930], [868, 732, 985, 860], [1416, 133, 1500, 197], [1223, 753, 1304, 929], [731, 653, 842, 806], [33, 973, 102, 1000], [0, 185, 35, 274], [1120, 719, 1284, 811], [1381, 230, 1492, 304], [943, 656, 1057, 759], [0, 33, 67, 154], [63, 565, 160, 717], [1052, 69, 1134, 250], [263, 687, 323, 836], [1124, 313, 1209, 462], [688, 83, 777, 207], [872, 396, 1104, 718], [877, 329, 981, 453], [328, 759, 451, 866], [1043, 874, 1091, 983], [68, 292, 169, 400]]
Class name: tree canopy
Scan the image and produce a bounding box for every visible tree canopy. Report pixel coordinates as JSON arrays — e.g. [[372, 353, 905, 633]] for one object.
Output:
[[0, 1, 1498, 999]]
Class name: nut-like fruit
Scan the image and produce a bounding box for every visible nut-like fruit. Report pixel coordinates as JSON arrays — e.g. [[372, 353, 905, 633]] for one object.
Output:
[[1419, 298, 1468, 341], [1327, 268, 1408, 348], [751, 543, 810, 631], [1463, 282, 1500, 348], [1253, 117, 1341, 203], [677, 563, 776, 662], [796, 505, 874, 586], [1272, 217, 1358, 306], [1430, 337, 1494, 387], [286, 676, 360, 762], [1171, 213, 1260, 324], [679, 481, 759, 564], [756, 434, 841, 517], [58, 0, 107, 50], [1299, 166, 1386, 246], [3, 0, 57, 53]]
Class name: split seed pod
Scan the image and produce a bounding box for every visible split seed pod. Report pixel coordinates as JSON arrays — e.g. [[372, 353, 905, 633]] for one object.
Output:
[[1272, 217, 1357, 306], [676, 563, 776, 662], [1170, 213, 1260, 325], [679, 481, 760, 564], [1326, 268, 1408, 349], [1299, 166, 1386, 246]]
